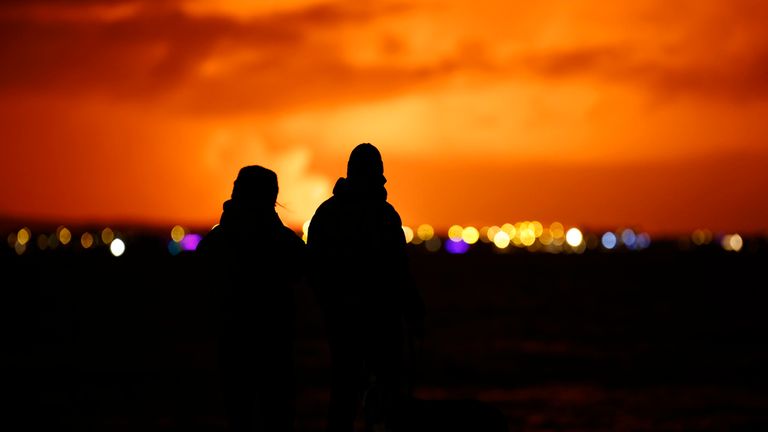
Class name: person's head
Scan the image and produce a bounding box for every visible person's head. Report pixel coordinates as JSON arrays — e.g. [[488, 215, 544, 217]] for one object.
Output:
[[231, 165, 278, 207], [347, 143, 386, 185]]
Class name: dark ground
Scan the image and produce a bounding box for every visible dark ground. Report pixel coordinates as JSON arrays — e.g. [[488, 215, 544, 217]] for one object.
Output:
[[3, 238, 768, 431]]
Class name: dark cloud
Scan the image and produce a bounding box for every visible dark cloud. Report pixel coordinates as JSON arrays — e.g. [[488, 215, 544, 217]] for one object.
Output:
[[0, 0, 416, 110]]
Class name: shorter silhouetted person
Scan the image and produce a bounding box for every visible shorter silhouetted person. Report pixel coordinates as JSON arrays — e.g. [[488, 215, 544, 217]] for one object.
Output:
[[308, 144, 424, 432], [197, 166, 305, 432]]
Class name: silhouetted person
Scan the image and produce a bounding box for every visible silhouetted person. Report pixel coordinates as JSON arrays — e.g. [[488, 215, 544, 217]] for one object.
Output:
[[197, 166, 305, 432], [307, 144, 424, 432]]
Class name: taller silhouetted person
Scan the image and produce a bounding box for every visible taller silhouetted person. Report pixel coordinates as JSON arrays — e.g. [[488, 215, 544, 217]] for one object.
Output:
[[197, 166, 305, 432], [308, 143, 424, 432]]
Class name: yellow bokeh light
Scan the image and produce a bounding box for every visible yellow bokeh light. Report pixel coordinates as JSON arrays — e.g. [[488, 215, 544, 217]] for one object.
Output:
[[110, 238, 126, 257], [101, 228, 114, 244], [14, 242, 25, 255], [81, 232, 94, 249], [722, 233, 743, 252], [58, 227, 71, 245], [402, 226, 414, 244], [520, 228, 536, 246], [171, 225, 186, 242], [539, 229, 553, 245], [550, 222, 565, 239], [487, 226, 500, 242], [417, 224, 434, 241], [448, 225, 464, 241], [531, 221, 544, 237], [501, 223, 516, 239], [566, 227, 583, 247], [493, 231, 510, 249], [17, 227, 31, 246], [479, 226, 490, 243], [7, 232, 17, 247], [462, 226, 480, 244]]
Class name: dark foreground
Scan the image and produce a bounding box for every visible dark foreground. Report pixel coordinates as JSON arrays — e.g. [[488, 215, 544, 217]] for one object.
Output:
[[4, 241, 768, 431]]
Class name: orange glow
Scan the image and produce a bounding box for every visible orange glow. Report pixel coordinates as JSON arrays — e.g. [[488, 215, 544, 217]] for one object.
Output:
[[1, 1, 767, 235]]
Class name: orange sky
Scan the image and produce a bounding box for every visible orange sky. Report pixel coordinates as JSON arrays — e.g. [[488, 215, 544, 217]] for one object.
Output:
[[2, 0, 768, 235]]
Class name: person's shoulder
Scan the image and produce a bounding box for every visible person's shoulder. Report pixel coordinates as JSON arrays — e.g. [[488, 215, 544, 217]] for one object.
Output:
[[196, 225, 225, 254], [381, 201, 403, 224]]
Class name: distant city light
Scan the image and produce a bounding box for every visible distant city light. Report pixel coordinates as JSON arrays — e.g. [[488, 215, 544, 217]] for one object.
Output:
[[448, 225, 463, 241], [531, 221, 544, 237], [424, 236, 441, 252], [180, 233, 202, 251], [37, 234, 48, 250], [445, 239, 470, 254], [493, 231, 510, 249], [692, 229, 713, 246], [550, 222, 565, 240], [565, 228, 583, 247], [462, 226, 480, 244], [57, 226, 71, 245], [80, 232, 94, 249], [601, 232, 617, 249], [402, 226, 414, 243], [636, 233, 651, 249], [14, 242, 25, 255], [486, 226, 500, 243], [168, 240, 182, 256], [110, 238, 125, 257], [101, 228, 114, 244], [539, 229, 554, 245], [479, 226, 490, 243], [722, 234, 743, 252], [417, 224, 434, 241], [171, 225, 185, 242], [520, 225, 536, 246], [17, 227, 31, 246], [621, 229, 636, 248], [501, 223, 516, 239]]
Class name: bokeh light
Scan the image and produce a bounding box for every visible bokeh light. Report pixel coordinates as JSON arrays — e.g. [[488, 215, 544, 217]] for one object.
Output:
[[168, 240, 182, 256], [445, 239, 470, 254], [531, 221, 544, 237], [14, 242, 26, 255], [493, 231, 510, 249], [37, 234, 48, 250], [17, 227, 31, 246], [171, 225, 186, 242], [539, 229, 554, 246], [110, 238, 125, 257], [101, 228, 114, 244], [80, 232, 94, 249], [462, 226, 480, 244], [479, 226, 490, 243], [424, 236, 441, 252], [601, 232, 617, 249], [621, 229, 636, 248], [448, 225, 464, 241], [417, 224, 435, 241], [722, 234, 743, 252], [550, 222, 565, 239], [180, 233, 202, 251], [636, 233, 652, 249], [519, 227, 536, 246], [566, 228, 583, 247], [486, 226, 501, 243], [57, 226, 71, 245], [692, 229, 713, 246], [7, 232, 17, 248], [402, 226, 414, 244]]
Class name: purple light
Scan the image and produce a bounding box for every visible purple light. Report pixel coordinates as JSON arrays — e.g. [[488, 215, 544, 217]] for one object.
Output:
[[445, 239, 470, 254], [180, 233, 202, 251]]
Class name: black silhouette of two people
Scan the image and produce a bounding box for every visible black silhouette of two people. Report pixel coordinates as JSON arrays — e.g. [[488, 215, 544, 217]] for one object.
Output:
[[198, 144, 424, 432]]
